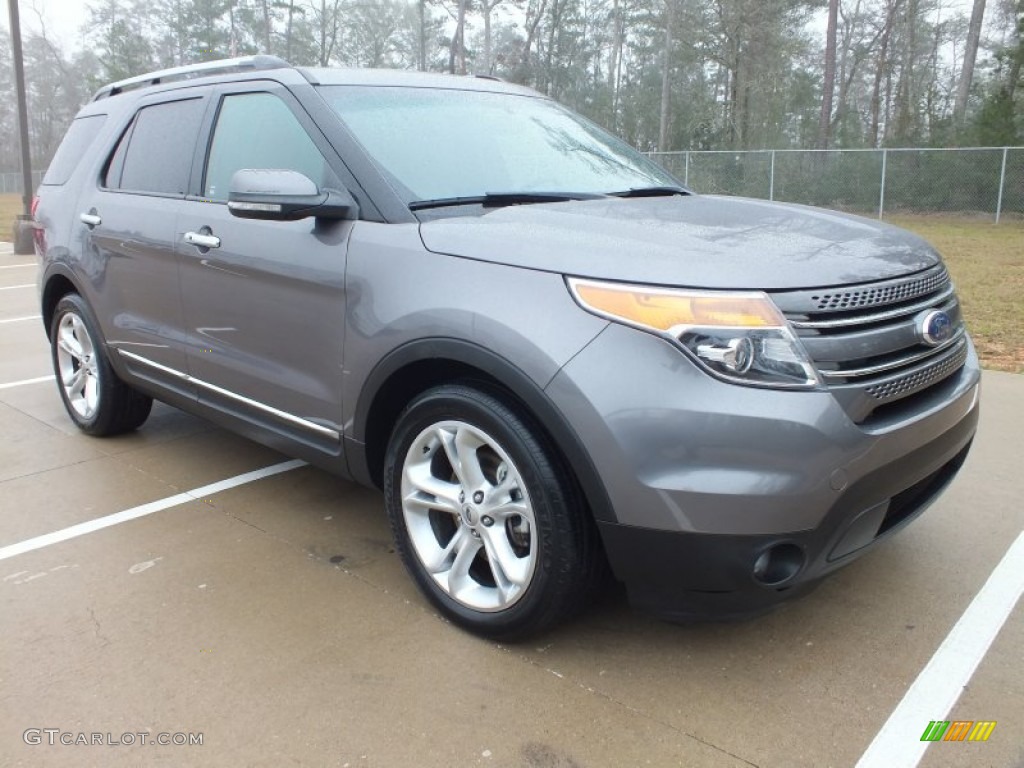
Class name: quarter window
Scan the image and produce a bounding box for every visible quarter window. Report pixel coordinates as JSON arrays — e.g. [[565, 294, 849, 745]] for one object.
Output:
[[203, 93, 334, 202], [42, 114, 107, 186]]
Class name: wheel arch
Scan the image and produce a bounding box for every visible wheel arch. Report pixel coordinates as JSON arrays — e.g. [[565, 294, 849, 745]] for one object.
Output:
[[352, 338, 616, 524], [41, 266, 84, 340]]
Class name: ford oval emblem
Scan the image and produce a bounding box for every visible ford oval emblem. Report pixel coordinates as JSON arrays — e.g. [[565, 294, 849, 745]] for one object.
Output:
[[918, 309, 953, 346]]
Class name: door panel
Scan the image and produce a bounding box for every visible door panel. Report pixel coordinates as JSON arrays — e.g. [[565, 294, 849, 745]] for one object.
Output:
[[77, 95, 207, 388], [83, 191, 187, 373], [178, 88, 351, 447], [177, 209, 350, 442]]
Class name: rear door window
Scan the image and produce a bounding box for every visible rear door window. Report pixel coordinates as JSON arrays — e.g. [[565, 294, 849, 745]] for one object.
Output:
[[42, 114, 107, 186], [107, 98, 205, 196]]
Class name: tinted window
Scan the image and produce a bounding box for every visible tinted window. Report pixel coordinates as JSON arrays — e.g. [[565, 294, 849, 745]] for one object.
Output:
[[117, 99, 205, 195], [42, 115, 107, 186], [204, 93, 334, 202], [103, 122, 133, 189], [323, 87, 676, 203]]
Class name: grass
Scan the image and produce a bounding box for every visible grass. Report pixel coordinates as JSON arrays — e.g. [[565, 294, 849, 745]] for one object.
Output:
[[887, 214, 1024, 374], [2, 194, 1019, 371], [0, 193, 28, 240]]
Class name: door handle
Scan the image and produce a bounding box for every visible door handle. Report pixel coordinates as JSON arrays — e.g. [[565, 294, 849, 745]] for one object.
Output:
[[183, 231, 221, 249], [80, 212, 102, 228]]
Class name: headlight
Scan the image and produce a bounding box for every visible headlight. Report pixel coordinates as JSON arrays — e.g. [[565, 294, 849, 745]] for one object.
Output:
[[568, 278, 820, 389]]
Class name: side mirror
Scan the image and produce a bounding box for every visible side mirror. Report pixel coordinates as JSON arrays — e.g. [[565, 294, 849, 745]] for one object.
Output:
[[227, 169, 357, 221]]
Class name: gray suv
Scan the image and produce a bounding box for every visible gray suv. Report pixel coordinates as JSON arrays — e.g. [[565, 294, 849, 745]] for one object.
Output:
[[34, 56, 980, 639]]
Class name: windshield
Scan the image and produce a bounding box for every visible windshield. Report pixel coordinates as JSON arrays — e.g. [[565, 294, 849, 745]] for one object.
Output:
[[321, 85, 679, 205]]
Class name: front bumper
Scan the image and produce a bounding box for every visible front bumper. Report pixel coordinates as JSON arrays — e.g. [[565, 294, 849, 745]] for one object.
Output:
[[545, 323, 981, 620]]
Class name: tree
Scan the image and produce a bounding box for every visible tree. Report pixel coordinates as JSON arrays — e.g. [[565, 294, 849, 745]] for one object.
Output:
[[818, 0, 839, 147], [869, 0, 900, 147], [4, 0, 1018, 171], [973, 0, 1023, 143], [418, 0, 428, 69], [953, 0, 987, 129], [305, 0, 343, 65], [607, 0, 625, 126], [448, 0, 468, 73], [892, 0, 919, 143], [516, 0, 549, 82], [709, 0, 820, 149], [87, 0, 156, 81], [189, 0, 234, 61], [658, 0, 674, 150], [340, 0, 413, 68], [831, 0, 882, 145]]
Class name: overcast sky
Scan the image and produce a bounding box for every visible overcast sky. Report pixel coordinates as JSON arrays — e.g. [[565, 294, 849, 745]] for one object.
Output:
[[3, 0, 87, 50], [4, 0, 980, 58]]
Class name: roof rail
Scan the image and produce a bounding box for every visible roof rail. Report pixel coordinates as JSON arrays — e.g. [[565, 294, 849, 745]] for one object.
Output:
[[91, 55, 291, 101]]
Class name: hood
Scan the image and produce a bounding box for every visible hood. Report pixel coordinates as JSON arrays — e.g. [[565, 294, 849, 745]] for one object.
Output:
[[417, 195, 941, 290]]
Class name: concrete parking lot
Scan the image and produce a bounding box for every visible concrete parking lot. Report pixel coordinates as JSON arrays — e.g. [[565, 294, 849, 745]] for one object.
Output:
[[1, 241, 1021, 768]]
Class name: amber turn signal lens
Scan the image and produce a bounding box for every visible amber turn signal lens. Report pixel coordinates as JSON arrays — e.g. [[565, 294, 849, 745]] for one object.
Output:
[[570, 280, 785, 332]]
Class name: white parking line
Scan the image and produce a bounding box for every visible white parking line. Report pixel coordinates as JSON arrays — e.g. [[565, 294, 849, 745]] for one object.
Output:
[[0, 375, 55, 390], [857, 530, 1024, 768], [0, 263, 35, 269], [0, 459, 306, 562], [0, 315, 41, 324], [0, 284, 33, 290]]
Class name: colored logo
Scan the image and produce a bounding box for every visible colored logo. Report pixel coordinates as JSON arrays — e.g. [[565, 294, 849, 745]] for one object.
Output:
[[918, 309, 954, 346], [920, 720, 996, 742]]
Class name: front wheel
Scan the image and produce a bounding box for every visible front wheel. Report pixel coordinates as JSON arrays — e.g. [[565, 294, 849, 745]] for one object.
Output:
[[384, 384, 600, 640], [50, 293, 153, 436]]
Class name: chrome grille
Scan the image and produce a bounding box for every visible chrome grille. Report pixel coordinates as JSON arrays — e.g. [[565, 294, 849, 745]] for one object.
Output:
[[809, 266, 948, 311], [771, 264, 968, 423], [863, 340, 969, 400]]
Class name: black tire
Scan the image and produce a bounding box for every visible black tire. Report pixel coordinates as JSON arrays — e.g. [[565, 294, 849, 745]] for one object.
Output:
[[383, 383, 601, 640], [49, 293, 153, 436]]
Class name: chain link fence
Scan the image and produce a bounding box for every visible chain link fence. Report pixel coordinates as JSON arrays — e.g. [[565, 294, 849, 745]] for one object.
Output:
[[1, 170, 46, 195], [648, 147, 1024, 223], [7, 149, 1024, 221]]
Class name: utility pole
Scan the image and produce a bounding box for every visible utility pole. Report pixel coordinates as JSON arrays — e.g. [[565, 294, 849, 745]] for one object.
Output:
[[8, 0, 36, 254]]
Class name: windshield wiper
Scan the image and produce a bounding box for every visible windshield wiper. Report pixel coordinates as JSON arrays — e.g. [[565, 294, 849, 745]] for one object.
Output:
[[608, 186, 689, 198], [408, 191, 607, 211]]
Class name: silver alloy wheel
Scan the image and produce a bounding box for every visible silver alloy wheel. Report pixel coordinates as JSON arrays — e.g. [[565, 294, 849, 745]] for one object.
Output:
[[400, 420, 537, 612], [55, 312, 99, 420]]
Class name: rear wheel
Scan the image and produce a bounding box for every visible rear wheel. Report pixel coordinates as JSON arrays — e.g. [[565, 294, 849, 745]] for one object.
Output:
[[50, 293, 152, 436], [384, 383, 599, 640]]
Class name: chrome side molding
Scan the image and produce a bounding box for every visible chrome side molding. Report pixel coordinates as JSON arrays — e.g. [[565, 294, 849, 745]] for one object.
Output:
[[117, 349, 340, 441]]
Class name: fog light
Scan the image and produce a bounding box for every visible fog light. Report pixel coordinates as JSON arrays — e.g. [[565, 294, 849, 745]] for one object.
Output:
[[752, 543, 805, 586]]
